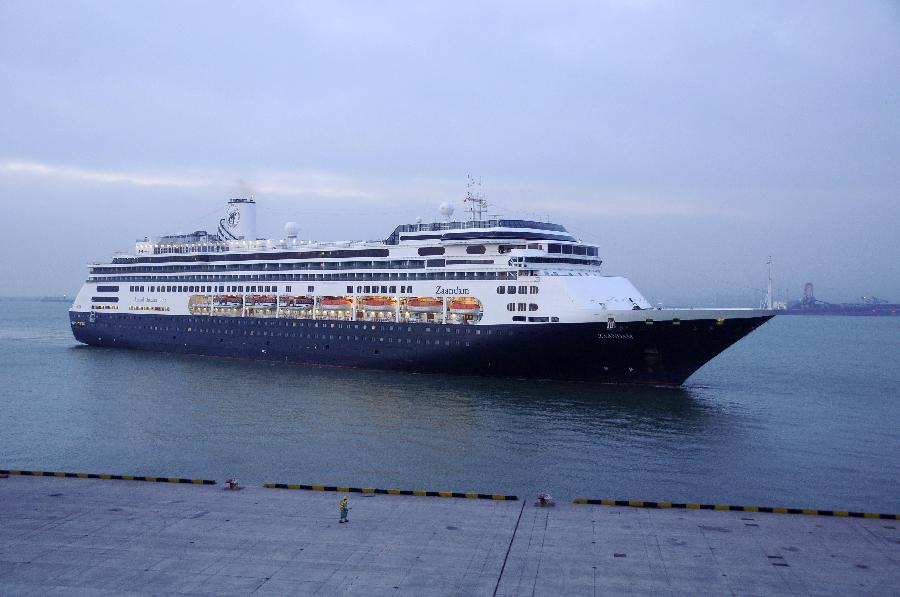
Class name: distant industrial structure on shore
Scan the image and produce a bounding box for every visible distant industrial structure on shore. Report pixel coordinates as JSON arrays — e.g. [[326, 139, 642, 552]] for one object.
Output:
[[781, 282, 899, 316]]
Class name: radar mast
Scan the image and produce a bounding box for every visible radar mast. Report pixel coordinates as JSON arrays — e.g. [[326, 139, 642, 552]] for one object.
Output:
[[463, 174, 488, 221]]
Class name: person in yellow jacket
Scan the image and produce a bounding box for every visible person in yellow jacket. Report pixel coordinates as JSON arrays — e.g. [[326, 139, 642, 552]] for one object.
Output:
[[339, 496, 350, 523]]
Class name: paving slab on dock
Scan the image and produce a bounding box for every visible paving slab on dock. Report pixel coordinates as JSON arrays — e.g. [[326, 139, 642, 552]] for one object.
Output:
[[1, 477, 899, 596], [497, 500, 900, 597]]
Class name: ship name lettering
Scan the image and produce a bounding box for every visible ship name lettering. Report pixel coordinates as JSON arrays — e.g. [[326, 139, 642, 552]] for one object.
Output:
[[597, 333, 634, 340], [434, 285, 469, 296]]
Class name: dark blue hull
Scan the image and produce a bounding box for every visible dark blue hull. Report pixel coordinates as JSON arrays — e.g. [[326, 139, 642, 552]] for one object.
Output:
[[69, 311, 772, 385]]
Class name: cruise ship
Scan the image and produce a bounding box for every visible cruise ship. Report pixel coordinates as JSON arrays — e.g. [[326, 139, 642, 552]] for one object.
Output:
[[69, 195, 773, 385]]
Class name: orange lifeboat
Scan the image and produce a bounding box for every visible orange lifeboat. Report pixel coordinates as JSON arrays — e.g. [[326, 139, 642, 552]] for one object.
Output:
[[319, 297, 353, 311], [213, 294, 243, 307], [361, 297, 396, 312], [448, 298, 481, 315], [281, 296, 314, 308], [247, 294, 277, 307], [406, 297, 442, 313]]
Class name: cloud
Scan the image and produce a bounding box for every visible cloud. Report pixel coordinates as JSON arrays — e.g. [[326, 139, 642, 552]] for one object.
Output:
[[0, 160, 212, 189], [0, 160, 382, 202], [0, 158, 752, 219]]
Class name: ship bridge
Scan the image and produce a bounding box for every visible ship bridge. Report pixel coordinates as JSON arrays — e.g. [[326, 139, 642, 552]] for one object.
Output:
[[385, 219, 577, 244]]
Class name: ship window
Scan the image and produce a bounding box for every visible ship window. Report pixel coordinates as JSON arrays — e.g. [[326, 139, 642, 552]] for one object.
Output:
[[507, 285, 516, 294], [529, 316, 549, 322], [308, 285, 314, 292], [499, 244, 525, 254], [286, 286, 292, 292], [418, 247, 445, 256], [381, 286, 387, 293], [507, 303, 515, 311], [497, 286, 505, 294], [466, 245, 486, 255], [529, 303, 538, 311], [347, 286, 353, 293], [364, 285, 371, 293], [518, 303, 526, 311], [574, 246, 586, 255], [562, 245, 573, 255], [512, 316, 526, 322], [527, 243, 542, 250], [518, 286, 527, 294], [530, 286, 539, 294], [389, 286, 396, 293]]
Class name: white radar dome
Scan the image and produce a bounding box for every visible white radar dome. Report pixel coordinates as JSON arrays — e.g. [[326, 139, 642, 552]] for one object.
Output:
[[439, 202, 455, 218], [284, 221, 300, 238]]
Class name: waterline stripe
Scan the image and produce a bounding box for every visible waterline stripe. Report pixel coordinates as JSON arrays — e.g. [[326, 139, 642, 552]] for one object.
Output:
[[572, 498, 899, 520]]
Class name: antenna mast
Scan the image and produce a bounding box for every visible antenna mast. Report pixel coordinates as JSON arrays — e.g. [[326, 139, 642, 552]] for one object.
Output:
[[765, 256, 774, 310], [463, 174, 488, 221]]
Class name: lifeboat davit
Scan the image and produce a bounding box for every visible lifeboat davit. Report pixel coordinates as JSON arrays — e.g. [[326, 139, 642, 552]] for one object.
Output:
[[448, 299, 481, 315], [405, 297, 442, 313], [319, 297, 352, 311], [361, 297, 396, 312]]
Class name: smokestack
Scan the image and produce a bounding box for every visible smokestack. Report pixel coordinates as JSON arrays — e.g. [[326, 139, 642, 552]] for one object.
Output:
[[218, 198, 257, 241]]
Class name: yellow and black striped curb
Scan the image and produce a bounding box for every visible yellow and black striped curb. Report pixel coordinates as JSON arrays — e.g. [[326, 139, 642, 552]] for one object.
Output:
[[0, 469, 216, 485], [572, 498, 900, 520], [263, 483, 517, 501]]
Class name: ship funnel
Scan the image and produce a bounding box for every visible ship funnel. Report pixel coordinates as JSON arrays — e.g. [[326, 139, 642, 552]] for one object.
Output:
[[218, 198, 257, 241]]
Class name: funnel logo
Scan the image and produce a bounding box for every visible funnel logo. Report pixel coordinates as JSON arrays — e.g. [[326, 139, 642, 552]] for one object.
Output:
[[226, 208, 241, 228]]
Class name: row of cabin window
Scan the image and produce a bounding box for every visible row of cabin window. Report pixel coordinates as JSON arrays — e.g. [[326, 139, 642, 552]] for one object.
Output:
[[506, 303, 539, 312], [131, 284, 303, 294], [114, 315, 512, 335], [347, 285, 412, 294], [90, 271, 515, 284], [116, 243, 591, 267], [416, 245, 487, 256], [131, 245, 488, 262], [146, 323, 479, 346], [497, 285, 538, 295], [128, 283, 418, 296], [97, 258, 445, 274], [547, 244, 599, 256]]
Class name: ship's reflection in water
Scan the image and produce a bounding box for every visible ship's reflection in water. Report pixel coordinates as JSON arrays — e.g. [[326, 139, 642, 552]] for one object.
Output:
[[63, 346, 740, 502]]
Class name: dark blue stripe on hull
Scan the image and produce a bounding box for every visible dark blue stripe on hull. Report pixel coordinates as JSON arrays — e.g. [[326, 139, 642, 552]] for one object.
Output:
[[69, 312, 772, 385]]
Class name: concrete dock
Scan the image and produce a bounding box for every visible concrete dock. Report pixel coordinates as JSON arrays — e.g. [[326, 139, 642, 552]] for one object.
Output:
[[1, 476, 898, 596]]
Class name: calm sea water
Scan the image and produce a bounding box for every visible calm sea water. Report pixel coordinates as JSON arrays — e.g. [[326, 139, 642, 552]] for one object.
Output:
[[1, 300, 898, 512]]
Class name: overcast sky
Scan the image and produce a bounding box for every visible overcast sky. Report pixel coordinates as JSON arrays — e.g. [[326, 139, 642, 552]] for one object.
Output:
[[1, 1, 898, 305]]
